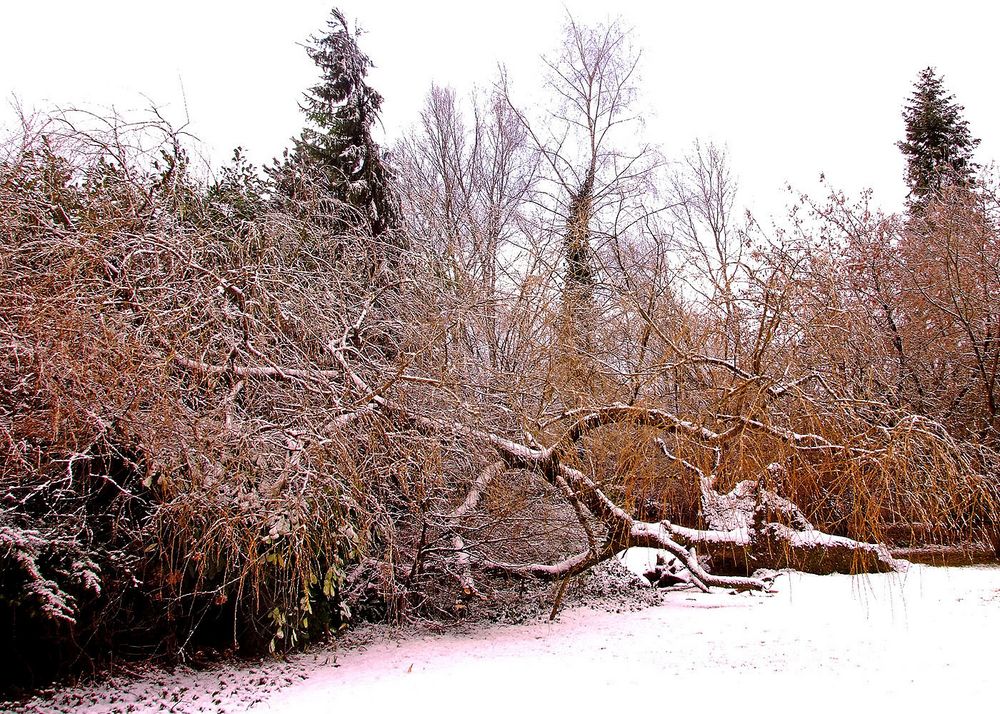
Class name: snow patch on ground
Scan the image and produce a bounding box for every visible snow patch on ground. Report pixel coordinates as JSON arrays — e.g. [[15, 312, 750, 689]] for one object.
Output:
[[15, 564, 1000, 713]]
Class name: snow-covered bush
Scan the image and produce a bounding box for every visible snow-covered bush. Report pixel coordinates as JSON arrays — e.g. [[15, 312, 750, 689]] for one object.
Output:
[[0, 111, 419, 689]]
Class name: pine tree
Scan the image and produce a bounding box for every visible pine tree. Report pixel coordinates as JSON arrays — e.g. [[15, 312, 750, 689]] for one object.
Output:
[[898, 67, 980, 207], [280, 8, 399, 242]]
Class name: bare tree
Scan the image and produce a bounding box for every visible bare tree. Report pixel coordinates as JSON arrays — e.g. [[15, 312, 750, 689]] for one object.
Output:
[[499, 15, 663, 404], [898, 187, 1000, 439], [669, 141, 745, 362]]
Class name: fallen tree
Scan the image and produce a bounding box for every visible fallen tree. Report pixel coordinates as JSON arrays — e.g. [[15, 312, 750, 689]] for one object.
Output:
[[412, 404, 906, 595], [318, 352, 909, 603]]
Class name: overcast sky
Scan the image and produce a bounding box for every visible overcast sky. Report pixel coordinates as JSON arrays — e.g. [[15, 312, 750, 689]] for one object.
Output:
[[3, 0, 998, 220]]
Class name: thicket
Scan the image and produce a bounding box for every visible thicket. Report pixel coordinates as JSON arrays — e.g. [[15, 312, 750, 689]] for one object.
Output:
[[2, 12, 999, 695], [0, 113, 411, 689]]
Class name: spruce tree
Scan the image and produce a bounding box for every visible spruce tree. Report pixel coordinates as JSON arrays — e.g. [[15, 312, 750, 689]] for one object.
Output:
[[280, 8, 399, 242], [898, 67, 980, 207]]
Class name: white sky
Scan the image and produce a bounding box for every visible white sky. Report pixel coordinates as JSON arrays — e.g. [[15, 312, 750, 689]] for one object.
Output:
[[2, 0, 998, 220]]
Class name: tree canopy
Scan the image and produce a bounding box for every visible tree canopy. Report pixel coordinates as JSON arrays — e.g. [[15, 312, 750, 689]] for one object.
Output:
[[282, 8, 398, 243], [898, 66, 980, 206]]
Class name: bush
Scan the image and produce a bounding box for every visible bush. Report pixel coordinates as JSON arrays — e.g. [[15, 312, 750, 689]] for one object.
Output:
[[0, 112, 414, 690]]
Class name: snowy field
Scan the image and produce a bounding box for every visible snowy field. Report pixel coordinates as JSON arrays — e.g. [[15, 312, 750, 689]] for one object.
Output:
[[18, 555, 1000, 714]]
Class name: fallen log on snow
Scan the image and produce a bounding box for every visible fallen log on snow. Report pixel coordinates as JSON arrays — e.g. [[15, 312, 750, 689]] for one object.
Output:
[[664, 520, 904, 576], [665, 471, 905, 576]]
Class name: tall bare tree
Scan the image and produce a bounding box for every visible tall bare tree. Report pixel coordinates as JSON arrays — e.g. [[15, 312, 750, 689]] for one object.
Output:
[[500, 15, 661, 402], [669, 141, 745, 361], [396, 84, 540, 377]]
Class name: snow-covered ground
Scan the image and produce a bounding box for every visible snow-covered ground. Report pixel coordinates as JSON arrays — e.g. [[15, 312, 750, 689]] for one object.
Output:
[[18, 556, 1000, 714]]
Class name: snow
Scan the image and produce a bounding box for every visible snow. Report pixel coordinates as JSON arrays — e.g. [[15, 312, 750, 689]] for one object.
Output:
[[617, 545, 675, 576], [258, 565, 1000, 713], [20, 563, 1000, 713], [651, 520, 753, 546]]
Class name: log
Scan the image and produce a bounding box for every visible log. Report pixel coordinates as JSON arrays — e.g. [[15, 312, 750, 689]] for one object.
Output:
[[664, 521, 904, 576]]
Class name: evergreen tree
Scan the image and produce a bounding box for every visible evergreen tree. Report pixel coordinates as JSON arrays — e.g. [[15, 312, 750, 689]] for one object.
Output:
[[207, 147, 266, 227], [898, 67, 980, 206], [278, 8, 399, 243]]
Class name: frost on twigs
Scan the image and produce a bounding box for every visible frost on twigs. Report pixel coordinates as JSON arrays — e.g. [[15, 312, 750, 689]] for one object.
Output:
[[0, 521, 101, 626]]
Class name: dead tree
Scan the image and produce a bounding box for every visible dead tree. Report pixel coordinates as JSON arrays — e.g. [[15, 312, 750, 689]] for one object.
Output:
[[322, 340, 906, 601]]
